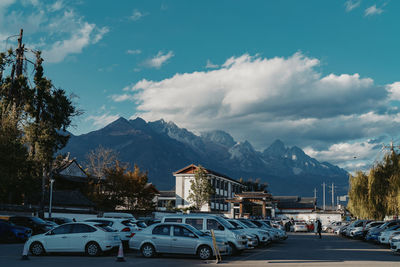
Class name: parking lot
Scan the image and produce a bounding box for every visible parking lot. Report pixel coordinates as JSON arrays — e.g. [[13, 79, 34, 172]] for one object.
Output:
[[1, 233, 399, 267]]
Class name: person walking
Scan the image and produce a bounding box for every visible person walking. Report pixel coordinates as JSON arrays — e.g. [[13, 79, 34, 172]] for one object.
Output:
[[316, 219, 322, 239]]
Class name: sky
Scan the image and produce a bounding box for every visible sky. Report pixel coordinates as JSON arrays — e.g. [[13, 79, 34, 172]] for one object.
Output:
[[1, 0, 400, 173]]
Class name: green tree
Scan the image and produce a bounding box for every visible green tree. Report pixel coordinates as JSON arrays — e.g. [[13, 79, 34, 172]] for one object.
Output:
[[188, 165, 214, 210], [348, 151, 400, 220], [0, 34, 78, 210]]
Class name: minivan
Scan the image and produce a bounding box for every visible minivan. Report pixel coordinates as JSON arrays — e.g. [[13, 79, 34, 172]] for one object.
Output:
[[161, 214, 247, 255]]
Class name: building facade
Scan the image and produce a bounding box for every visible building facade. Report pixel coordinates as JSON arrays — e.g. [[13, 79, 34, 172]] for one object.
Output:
[[173, 164, 245, 212]]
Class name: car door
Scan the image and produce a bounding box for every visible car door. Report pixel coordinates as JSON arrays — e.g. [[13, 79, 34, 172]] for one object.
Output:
[[171, 225, 198, 254], [151, 225, 171, 253], [43, 224, 73, 251], [68, 224, 97, 252], [206, 218, 225, 239]]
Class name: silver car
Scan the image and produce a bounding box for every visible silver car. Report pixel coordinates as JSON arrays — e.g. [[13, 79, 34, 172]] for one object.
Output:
[[129, 223, 228, 260]]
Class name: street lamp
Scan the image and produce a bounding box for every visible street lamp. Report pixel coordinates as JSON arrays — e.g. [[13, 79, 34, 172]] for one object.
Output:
[[49, 178, 55, 218]]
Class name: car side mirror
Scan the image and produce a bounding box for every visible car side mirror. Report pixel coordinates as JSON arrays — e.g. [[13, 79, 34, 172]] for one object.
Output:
[[218, 225, 225, 231]]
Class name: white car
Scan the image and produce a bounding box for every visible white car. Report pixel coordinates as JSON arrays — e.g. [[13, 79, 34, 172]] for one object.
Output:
[[390, 233, 400, 253], [26, 222, 120, 256], [228, 219, 271, 246], [379, 228, 400, 245], [293, 222, 307, 232], [85, 218, 136, 244]]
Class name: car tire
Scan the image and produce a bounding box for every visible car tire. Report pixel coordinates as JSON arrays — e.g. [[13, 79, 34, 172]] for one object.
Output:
[[141, 243, 155, 258], [255, 236, 260, 247], [85, 242, 101, 257], [198, 245, 212, 260], [30, 242, 45, 256]]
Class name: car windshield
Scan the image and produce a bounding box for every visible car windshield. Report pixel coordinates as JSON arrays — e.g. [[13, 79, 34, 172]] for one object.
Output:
[[183, 224, 207, 236], [217, 217, 235, 230], [31, 217, 47, 224], [228, 220, 243, 229], [135, 221, 147, 228], [239, 220, 257, 228]]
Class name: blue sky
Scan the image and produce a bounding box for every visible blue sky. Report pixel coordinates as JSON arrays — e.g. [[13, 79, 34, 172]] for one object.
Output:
[[1, 0, 400, 172]]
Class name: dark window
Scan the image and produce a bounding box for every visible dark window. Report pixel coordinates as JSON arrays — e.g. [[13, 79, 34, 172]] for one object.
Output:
[[216, 180, 220, 189], [71, 224, 96, 233], [164, 218, 182, 223], [52, 224, 73, 235], [186, 218, 203, 230], [173, 225, 195, 237], [207, 219, 223, 231], [152, 225, 171, 236]]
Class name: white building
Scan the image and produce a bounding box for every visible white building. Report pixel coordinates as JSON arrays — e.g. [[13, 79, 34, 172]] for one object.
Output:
[[174, 164, 245, 212]]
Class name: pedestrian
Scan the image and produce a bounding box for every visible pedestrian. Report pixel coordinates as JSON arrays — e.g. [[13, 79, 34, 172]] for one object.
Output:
[[317, 219, 322, 239]]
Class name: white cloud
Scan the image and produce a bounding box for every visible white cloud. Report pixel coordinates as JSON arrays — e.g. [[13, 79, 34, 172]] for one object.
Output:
[[206, 59, 219, 69], [130, 9, 146, 21], [365, 5, 384, 16], [48, 0, 63, 12], [119, 52, 400, 172], [86, 114, 120, 128], [43, 22, 94, 63], [126, 49, 141, 55], [387, 82, 400, 101], [345, 0, 361, 12], [111, 94, 136, 102], [0, 1, 109, 63], [93, 26, 109, 43], [144, 51, 174, 69]]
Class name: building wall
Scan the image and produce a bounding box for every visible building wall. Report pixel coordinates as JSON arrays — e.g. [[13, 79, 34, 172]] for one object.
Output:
[[175, 173, 244, 211]]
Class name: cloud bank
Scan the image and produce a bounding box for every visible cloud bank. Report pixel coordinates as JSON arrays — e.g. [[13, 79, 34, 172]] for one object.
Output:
[[115, 53, 399, 172]]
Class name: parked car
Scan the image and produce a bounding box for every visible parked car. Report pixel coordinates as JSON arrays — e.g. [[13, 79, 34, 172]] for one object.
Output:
[[161, 214, 247, 255], [227, 219, 270, 246], [378, 225, 400, 245], [366, 220, 400, 242], [293, 222, 308, 232], [45, 217, 73, 225], [345, 220, 371, 238], [27, 222, 120, 256], [9, 216, 54, 235], [129, 222, 228, 260], [390, 233, 400, 253], [0, 219, 32, 242], [128, 220, 148, 231], [248, 219, 287, 240], [84, 218, 136, 245]]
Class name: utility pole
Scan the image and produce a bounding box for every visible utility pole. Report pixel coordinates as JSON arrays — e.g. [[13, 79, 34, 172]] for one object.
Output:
[[322, 182, 326, 211], [313, 188, 317, 210], [330, 182, 335, 209]]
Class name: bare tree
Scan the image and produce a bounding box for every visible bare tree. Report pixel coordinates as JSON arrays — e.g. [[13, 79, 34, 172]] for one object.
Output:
[[85, 146, 119, 180]]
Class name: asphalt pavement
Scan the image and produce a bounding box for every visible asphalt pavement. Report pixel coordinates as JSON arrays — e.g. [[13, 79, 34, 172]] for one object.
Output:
[[0, 233, 399, 267]]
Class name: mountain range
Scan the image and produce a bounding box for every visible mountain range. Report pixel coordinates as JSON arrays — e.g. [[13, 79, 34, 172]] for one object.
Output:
[[62, 117, 349, 202]]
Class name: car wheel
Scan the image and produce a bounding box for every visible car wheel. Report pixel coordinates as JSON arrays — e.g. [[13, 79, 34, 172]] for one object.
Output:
[[30, 242, 45, 256], [141, 243, 155, 258], [85, 242, 101, 256], [198, 245, 212, 260], [255, 236, 260, 247]]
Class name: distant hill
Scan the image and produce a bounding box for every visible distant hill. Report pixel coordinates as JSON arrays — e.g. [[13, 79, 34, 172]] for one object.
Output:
[[62, 117, 349, 202]]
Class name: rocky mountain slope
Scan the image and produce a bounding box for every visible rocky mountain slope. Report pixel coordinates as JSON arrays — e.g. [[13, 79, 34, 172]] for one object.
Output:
[[62, 117, 349, 199]]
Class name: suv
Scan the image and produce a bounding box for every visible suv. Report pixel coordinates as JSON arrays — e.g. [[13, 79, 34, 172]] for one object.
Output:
[[9, 216, 54, 235], [161, 214, 247, 255]]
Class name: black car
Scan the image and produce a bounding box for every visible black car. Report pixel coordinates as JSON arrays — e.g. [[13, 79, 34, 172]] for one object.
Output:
[[45, 217, 73, 225], [0, 219, 32, 242], [8, 216, 54, 235]]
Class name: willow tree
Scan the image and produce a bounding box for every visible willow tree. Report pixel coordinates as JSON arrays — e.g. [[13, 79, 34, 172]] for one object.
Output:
[[348, 151, 400, 220]]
